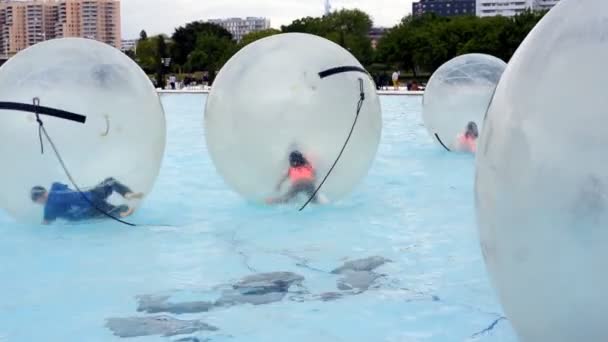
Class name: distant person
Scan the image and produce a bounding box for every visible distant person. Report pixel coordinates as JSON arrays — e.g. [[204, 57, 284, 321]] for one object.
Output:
[[392, 71, 400, 90], [169, 75, 177, 90], [410, 80, 420, 91], [266, 151, 318, 205], [456, 121, 479, 153], [31, 178, 143, 224]]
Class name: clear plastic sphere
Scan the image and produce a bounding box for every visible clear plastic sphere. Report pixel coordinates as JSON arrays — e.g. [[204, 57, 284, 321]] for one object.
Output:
[[476, 1, 608, 340], [422, 53, 506, 153], [0, 38, 166, 223], [205, 33, 382, 203]]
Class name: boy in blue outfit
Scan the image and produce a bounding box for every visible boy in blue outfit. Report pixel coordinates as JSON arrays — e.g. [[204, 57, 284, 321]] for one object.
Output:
[[30, 177, 142, 224]]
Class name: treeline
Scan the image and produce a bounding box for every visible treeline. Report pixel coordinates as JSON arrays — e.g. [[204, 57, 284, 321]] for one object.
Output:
[[131, 9, 547, 86], [377, 11, 546, 76]]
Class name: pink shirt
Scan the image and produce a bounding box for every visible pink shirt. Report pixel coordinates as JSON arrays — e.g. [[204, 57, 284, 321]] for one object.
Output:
[[457, 134, 477, 153], [288, 165, 314, 182]]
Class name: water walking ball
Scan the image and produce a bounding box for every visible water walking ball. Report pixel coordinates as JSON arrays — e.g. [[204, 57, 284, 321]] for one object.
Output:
[[422, 53, 506, 153], [0, 38, 166, 223], [476, 1, 608, 340], [205, 33, 382, 203]]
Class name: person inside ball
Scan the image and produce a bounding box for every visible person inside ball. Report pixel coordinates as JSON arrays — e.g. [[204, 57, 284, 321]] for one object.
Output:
[[456, 121, 479, 153], [266, 151, 319, 205], [30, 178, 143, 224]]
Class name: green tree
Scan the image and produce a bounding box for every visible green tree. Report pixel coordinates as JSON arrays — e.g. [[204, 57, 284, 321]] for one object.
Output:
[[282, 16, 329, 36], [134, 34, 173, 74], [238, 28, 281, 48], [376, 14, 442, 75], [135, 37, 157, 72], [458, 16, 511, 58], [376, 11, 546, 75], [184, 33, 235, 82], [129, 8, 547, 79], [140, 30, 148, 41], [501, 9, 547, 58], [171, 21, 233, 66], [325, 9, 374, 65], [124, 49, 136, 60], [282, 9, 374, 66]]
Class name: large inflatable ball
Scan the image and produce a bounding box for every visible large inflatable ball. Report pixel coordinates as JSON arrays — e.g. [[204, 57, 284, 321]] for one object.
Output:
[[0, 38, 166, 223], [205, 33, 382, 204], [422, 53, 506, 153], [476, 1, 608, 340]]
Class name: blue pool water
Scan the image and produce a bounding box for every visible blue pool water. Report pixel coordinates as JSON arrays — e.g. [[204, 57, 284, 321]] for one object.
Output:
[[0, 95, 518, 341]]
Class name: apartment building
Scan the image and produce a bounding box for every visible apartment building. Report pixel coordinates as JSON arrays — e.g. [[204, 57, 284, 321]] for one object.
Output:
[[413, 0, 476, 17], [120, 38, 136, 52], [534, 0, 559, 11], [0, 0, 120, 57], [207, 17, 271, 42], [476, 0, 560, 17]]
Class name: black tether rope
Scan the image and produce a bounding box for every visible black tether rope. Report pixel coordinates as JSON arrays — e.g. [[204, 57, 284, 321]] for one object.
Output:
[[434, 133, 451, 152], [32, 98, 136, 227], [33, 98, 45, 154], [299, 78, 366, 211]]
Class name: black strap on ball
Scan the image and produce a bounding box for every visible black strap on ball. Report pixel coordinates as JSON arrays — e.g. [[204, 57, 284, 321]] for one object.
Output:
[[299, 77, 366, 212], [318, 66, 369, 79], [0, 101, 86, 123], [32, 98, 45, 154]]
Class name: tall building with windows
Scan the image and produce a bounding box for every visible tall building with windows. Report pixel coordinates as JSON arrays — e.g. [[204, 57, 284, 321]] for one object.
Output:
[[0, 1, 52, 56], [534, 0, 559, 11], [476, 0, 560, 17], [0, 0, 120, 58], [121, 38, 137, 52], [412, 0, 476, 17], [207, 17, 271, 42], [55, 0, 120, 48]]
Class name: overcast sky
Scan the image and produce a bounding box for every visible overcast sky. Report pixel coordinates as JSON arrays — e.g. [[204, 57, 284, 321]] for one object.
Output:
[[121, 0, 415, 39]]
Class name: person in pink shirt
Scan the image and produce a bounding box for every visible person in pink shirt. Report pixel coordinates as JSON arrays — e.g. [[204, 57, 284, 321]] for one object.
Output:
[[456, 121, 479, 153], [267, 151, 318, 204]]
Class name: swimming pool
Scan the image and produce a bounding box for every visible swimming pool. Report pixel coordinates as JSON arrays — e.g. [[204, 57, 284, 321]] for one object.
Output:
[[0, 95, 517, 342]]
